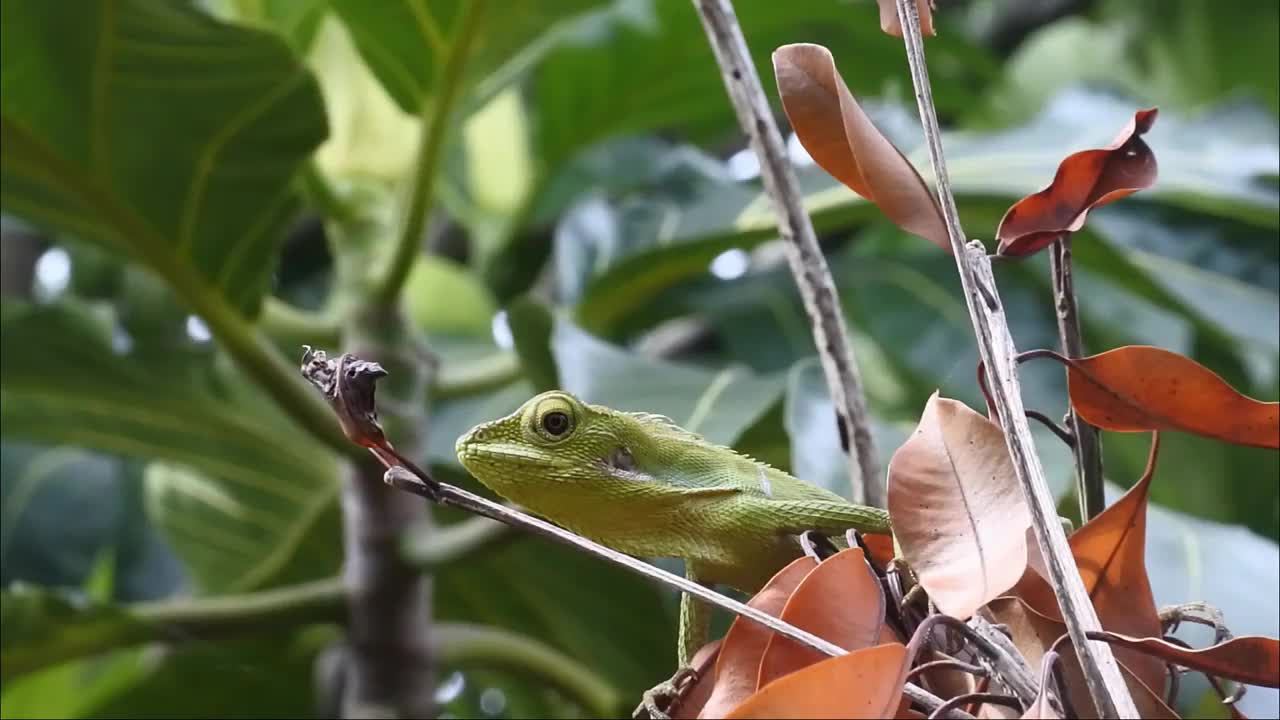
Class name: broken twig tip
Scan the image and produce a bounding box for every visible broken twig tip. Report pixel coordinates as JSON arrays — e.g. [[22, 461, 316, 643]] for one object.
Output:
[[298, 346, 390, 449]]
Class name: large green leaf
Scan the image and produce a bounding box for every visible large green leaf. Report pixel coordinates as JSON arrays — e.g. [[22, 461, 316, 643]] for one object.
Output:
[[330, 0, 608, 113], [0, 301, 340, 593], [0, 1, 327, 318]]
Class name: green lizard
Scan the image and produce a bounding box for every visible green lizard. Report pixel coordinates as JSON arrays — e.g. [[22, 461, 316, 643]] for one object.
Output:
[[454, 389, 893, 714]]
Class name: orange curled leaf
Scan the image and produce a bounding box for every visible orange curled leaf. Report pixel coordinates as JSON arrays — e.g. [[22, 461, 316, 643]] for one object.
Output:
[[772, 43, 949, 252], [876, 0, 935, 37], [1064, 345, 1280, 449], [887, 392, 1031, 619], [699, 558, 816, 719], [1013, 432, 1165, 695], [724, 643, 909, 720], [996, 108, 1158, 257], [1090, 631, 1280, 689], [757, 547, 885, 688]]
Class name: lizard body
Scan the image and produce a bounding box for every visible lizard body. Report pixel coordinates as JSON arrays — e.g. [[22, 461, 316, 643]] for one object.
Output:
[[454, 389, 891, 667]]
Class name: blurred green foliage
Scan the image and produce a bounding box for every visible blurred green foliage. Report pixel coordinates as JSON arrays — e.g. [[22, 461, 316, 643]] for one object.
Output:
[[1, 0, 1276, 718]]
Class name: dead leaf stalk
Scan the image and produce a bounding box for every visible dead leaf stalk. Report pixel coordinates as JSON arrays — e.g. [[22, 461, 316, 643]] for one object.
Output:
[[892, 0, 1139, 716], [690, 0, 882, 506], [926, 692, 1021, 720], [1050, 234, 1105, 520], [911, 613, 1040, 708], [967, 614, 1042, 705], [1038, 649, 1072, 718], [1024, 409, 1075, 447]]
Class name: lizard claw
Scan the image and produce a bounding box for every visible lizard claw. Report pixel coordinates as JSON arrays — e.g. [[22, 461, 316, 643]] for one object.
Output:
[[632, 666, 698, 720]]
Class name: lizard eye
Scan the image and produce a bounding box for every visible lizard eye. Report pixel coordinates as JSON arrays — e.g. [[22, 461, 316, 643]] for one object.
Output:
[[541, 410, 571, 437], [525, 392, 581, 442]]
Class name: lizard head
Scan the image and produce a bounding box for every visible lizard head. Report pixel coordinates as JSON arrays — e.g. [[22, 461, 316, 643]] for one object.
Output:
[[455, 390, 678, 511]]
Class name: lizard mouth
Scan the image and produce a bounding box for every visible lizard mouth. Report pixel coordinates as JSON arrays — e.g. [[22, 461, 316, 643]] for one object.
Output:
[[455, 436, 558, 474]]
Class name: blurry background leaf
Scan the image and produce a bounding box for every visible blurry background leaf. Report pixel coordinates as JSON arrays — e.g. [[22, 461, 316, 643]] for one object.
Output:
[[0, 0, 327, 317], [0, 300, 341, 594]]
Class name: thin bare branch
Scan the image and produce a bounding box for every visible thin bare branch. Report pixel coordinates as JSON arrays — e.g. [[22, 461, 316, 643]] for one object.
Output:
[[1050, 234, 1105, 519], [892, 0, 1138, 716], [690, 0, 881, 506]]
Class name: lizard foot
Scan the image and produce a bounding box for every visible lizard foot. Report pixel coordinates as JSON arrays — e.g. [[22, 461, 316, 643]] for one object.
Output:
[[632, 665, 698, 720]]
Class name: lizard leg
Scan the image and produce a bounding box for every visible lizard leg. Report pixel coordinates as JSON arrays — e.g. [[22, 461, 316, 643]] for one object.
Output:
[[635, 569, 710, 719], [677, 582, 710, 667]]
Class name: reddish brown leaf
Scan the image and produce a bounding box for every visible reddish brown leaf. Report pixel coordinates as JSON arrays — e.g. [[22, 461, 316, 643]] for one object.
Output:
[[1063, 345, 1280, 449], [1012, 433, 1166, 696], [757, 547, 885, 688], [862, 532, 897, 570], [724, 643, 909, 720], [876, 0, 935, 37], [887, 392, 1031, 619], [699, 558, 817, 719], [772, 43, 949, 252], [996, 108, 1158, 257], [1090, 631, 1280, 689]]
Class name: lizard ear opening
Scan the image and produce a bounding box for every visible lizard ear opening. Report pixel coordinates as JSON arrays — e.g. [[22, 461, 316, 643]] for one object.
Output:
[[527, 393, 579, 443]]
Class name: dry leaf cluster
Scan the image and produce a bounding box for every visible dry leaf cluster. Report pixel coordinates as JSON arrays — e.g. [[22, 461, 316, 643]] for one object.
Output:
[[658, 11, 1279, 717]]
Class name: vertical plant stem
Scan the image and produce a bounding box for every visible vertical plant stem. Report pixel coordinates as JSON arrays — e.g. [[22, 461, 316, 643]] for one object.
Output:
[[690, 0, 882, 506], [372, 0, 489, 308], [337, 3, 487, 714], [893, 0, 1137, 717], [340, 307, 437, 718], [1050, 235, 1104, 520]]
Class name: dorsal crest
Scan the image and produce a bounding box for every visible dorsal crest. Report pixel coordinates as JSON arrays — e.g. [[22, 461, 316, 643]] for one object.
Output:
[[623, 409, 788, 475], [625, 410, 709, 444]]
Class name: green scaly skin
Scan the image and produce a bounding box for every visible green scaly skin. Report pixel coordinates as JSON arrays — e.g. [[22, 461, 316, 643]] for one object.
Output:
[[455, 390, 892, 674]]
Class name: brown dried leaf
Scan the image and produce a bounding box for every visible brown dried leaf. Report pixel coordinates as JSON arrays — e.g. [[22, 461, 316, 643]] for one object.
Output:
[[996, 108, 1158, 257], [698, 558, 817, 719], [1064, 345, 1280, 449], [757, 547, 885, 688], [1090, 631, 1280, 689], [724, 643, 909, 720], [1011, 433, 1166, 696], [887, 392, 1031, 619], [772, 43, 949, 252], [876, 0, 935, 37]]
